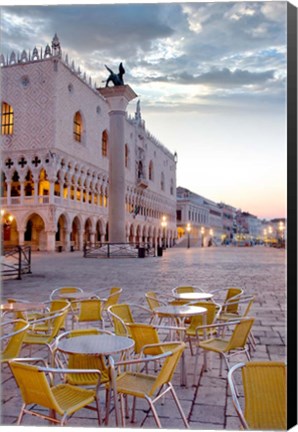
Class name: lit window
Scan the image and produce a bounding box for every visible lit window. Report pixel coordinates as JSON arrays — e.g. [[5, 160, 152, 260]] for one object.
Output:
[[102, 130, 108, 157], [73, 111, 82, 142], [1, 102, 14, 135]]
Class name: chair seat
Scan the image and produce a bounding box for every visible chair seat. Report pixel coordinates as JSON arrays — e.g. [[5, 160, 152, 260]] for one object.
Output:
[[111, 372, 156, 398], [199, 338, 229, 353], [52, 383, 96, 416], [23, 333, 53, 344]]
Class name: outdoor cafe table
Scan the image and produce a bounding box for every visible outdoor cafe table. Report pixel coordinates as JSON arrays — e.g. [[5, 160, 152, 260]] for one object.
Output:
[[57, 334, 135, 426], [172, 292, 214, 302], [0, 302, 45, 318], [153, 305, 207, 387]]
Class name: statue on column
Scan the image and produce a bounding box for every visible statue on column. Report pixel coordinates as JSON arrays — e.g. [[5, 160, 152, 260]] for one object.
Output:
[[104, 63, 125, 87]]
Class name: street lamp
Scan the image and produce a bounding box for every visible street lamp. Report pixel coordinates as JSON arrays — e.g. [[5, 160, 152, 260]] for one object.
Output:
[[278, 221, 285, 240], [201, 226, 205, 247], [186, 223, 191, 248], [161, 215, 167, 250]]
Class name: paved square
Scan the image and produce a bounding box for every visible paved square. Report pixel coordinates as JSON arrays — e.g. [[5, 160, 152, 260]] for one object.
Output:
[[1, 246, 286, 429]]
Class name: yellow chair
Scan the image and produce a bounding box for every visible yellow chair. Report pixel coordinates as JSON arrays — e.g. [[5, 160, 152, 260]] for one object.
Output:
[[172, 286, 204, 295], [71, 298, 105, 329], [1, 319, 29, 364], [107, 303, 152, 337], [197, 317, 255, 377], [145, 291, 167, 311], [23, 309, 68, 361], [228, 361, 286, 430], [184, 301, 221, 355], [9, 358, 102, 426], [106, 341, 189, 428], [50, 286, 84, 301], [210, 287, 244, 314], [95, 287, 123, 311], [31, 299, 70, 332]]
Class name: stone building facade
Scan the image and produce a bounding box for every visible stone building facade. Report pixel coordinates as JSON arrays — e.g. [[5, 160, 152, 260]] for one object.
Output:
[[0, 35, 177, 252]]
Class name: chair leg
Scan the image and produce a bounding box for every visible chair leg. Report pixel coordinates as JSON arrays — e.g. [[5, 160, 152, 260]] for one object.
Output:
[[169, 383, 190, 428], [131, 396, 137, 423], [147, 398, 162, 428], [104, 388, 111, 425], [17, 403, 26, 425]]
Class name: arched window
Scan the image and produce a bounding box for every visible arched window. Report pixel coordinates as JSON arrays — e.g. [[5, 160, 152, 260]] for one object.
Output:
[[149, 160, 153, 180], [102, 130, 108, 157], [125, 144, 129, 168], [1, 102, 14, 135], [73, 111, 82, 142], [161, 172, 165, 191]]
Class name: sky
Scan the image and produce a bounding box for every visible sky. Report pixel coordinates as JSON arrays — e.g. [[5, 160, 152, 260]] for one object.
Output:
[[0, 1, 291, 220]]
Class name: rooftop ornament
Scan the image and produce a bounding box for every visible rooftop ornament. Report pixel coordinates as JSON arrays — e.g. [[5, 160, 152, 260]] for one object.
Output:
[[104, 62, 125, 87]]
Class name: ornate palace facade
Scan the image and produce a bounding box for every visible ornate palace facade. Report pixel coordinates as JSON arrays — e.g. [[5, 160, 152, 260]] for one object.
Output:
[[1, 35, 177, 252]]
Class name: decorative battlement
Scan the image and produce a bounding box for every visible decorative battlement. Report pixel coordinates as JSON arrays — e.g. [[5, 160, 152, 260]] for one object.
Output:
[[0, 33, 99, 92]]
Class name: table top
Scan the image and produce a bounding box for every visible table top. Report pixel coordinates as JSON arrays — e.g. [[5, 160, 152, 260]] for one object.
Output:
[[0, 302, 45, 312], [58, 292, 93, 300], [154, 304, 207, 318], [57, 334, 135, 356], [173, 292, 214, 301]]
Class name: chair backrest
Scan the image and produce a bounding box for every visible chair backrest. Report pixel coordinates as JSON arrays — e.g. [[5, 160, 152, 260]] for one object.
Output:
[[228, 361, 286, 430], [242, 361, 286, 430], [187, 301, 220, 331], [223, 295, 255, 318], [150, 342, 186, 396], [108, 304, 134, 336], [50, 287, 83, 300], [102, 287, 122, 311], [75, 298, 103, 322], [223, 288, 244, 313], [9, 361, 64, 415], [49, 299, 70, 313], [175, 286, 195, 294], [226, 318, 255, 352], [145, 292, 164, 310], [127, 323, 161, 355], [1, 319, 29, 361]]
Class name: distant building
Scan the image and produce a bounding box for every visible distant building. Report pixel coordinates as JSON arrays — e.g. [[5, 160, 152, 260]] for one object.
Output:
[[1, 35, 177, 252]]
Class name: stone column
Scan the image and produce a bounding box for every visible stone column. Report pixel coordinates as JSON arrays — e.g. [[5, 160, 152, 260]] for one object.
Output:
[[99, 85, 137, 243]]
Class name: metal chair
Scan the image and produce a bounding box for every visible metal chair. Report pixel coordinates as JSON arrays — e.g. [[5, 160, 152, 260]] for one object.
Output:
[[0, 319, 29, 364], [227, 361, 286, 430], [106, 341, 189, 428], [93, 287, 122, 312], [22, 309, 68, 362], [196, 317, 255, 377], [71, 298, 105, 329], [210, 287, 244, 313], [9, 357, 102, 426], [107, 303, 152, 337], [172, 286, 205, 296], [50, 286, 84, 301]]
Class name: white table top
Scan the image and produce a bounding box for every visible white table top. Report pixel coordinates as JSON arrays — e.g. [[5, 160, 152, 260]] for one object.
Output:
[[154, 304, 207, 318], [57, 334, 135, 356], [173, 292, 214, 301]]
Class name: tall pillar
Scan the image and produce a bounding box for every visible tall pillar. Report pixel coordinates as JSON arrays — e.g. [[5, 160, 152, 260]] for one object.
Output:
[[99, 85, 137, 243]]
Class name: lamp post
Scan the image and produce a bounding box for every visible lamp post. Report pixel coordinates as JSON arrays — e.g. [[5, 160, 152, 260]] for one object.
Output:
[[278, 221, 285, 240], [201, 226, 205, 247], [1, 210, 14, 244], [161, 215, 167, 250], [186, 223, 191, 248]]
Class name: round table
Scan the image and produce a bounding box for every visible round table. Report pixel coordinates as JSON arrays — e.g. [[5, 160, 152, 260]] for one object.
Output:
[[172, 292, 214, 301], [0, 302, 45, 313], [57, 334, 134, 426], [154, 305, 207, 387], [58, 334, 135, 356]]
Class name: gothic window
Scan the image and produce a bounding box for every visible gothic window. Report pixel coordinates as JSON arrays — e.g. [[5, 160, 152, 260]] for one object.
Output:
[[149, 160, 153, 180], [161, 172, 165, 191], [102, 130, 108, 157], [73, 111, 82, 142], [1, 102, 14, 135]]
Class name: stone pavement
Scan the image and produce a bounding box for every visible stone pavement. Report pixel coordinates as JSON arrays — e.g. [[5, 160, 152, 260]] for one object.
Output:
[[1, 246, 287, 429]]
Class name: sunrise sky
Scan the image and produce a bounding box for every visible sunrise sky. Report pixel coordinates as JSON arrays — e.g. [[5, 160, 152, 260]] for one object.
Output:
[[0, 1, 290, 219]]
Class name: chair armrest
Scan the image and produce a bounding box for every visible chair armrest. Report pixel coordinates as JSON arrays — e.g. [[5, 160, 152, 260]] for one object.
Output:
[[140, 341, 185, 356], [227, 363, 249, 429], [111, 350, 172, 368], [195, 319, 242, 337]]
